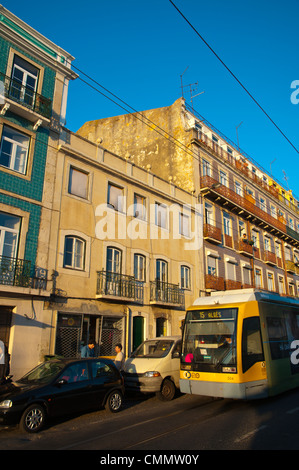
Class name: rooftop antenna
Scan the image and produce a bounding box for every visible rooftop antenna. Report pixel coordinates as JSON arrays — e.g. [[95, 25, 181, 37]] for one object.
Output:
[[270, 158, 276, 177], [282, 170, 289, 190], [236, 121, 243, 152], [180, 66, 189, 98], [190, 87, 205, 112]]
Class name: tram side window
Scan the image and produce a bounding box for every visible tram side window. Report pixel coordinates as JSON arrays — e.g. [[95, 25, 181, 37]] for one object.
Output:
[[266, 317, 288, 360], [242, 317, 264, 373]]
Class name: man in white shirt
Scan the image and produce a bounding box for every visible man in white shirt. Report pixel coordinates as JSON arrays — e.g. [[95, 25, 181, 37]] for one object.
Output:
[[114, 343, 125, 371]]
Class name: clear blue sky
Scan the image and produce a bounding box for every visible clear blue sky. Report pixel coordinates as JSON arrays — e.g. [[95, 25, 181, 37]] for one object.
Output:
[[5, 0, 299, 198]]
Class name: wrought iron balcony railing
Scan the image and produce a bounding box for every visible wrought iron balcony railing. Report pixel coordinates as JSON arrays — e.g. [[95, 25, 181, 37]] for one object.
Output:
[[0, 255, 31, 287], [0, 72, 52, 119], [150, 280, 185, 308], [0, 256, 47, 290], [96, 270, 144, 303]]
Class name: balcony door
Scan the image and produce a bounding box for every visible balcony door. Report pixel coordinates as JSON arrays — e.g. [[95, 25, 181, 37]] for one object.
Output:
[[204, 202, 213, 226], [156, 259, 168, 283], [156, 259, 168, 301], [106, 247, 122, 273], [106, 247, 122, 296], [0, 212, 21, 285], [0, 212, 20, 259], [11, 56, 39, 107]]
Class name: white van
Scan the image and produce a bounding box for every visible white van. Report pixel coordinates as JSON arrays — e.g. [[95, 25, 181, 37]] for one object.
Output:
[[123, 336, 181, 401]]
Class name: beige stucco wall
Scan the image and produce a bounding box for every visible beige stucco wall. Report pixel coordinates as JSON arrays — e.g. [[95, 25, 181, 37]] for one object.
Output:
[[76, 98, 198, 194], [44, 129, 204, 356]]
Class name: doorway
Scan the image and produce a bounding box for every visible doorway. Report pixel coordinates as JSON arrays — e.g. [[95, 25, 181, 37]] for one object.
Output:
[[133, 316, 144, 352], [156, 317, 167, 337]]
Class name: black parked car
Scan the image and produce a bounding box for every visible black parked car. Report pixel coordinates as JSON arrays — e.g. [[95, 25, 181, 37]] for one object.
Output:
[[0, 357, 124, 433]]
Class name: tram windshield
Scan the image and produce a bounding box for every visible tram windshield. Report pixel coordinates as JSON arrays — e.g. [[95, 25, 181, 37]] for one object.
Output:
[[182, 308, 238, 372]]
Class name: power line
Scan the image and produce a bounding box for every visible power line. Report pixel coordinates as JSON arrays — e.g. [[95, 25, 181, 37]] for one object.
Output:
[[169, 0, 299, 155], [71, 63, 299, 201]]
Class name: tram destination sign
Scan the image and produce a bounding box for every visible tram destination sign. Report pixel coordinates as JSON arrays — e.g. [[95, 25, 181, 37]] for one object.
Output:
[[191, 308, 237, 321]]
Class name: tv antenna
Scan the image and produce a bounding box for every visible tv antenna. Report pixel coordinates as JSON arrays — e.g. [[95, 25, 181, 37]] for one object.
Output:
[[282, 170, 289, 190], [180, 67, 204, 110], [180, 66, 189, 98]]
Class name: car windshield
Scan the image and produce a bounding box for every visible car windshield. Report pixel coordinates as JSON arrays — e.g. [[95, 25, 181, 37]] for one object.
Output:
[[18, 361, 65, 385], [131, 340, 174, 358]]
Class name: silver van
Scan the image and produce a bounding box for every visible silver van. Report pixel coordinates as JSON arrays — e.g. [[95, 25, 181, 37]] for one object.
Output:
[[123, 336, 181, 401]]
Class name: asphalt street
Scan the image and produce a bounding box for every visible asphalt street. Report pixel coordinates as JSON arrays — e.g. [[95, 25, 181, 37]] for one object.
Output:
[[1, 387, 299, 452]]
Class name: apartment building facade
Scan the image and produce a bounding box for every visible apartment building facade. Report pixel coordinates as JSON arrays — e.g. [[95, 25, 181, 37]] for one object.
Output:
[[0, 6, 77, 377], [0, 9, 201, 377], [77, 98, 299, 299], [46, 129, 202, 361], [190, 107, 299, 298]]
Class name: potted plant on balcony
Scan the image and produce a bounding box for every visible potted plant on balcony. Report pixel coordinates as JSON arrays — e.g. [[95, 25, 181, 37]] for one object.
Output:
[[241, 234, 254, 245]]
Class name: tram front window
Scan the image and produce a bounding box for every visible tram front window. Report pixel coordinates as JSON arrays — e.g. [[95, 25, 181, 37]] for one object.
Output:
[[182, 308, 238, 372]]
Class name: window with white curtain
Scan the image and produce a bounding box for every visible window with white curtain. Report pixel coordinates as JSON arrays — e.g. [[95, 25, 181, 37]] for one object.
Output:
[[68, 167, 89, 199]]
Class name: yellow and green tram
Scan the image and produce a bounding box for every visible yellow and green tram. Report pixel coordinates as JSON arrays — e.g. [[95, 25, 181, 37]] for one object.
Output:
[[180, 289, 299, 400]]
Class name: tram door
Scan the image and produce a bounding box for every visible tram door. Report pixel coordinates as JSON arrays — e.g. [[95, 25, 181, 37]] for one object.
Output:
[[259, 302, 299, 396]]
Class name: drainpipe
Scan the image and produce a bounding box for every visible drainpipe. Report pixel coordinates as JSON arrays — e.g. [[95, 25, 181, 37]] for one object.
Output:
[[281, 243, 289, 296], [124, 307, 130, 359]]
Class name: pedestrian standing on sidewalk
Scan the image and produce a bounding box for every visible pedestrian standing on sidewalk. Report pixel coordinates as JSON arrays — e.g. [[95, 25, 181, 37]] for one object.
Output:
[[81, 339, 95, 358], [114, 343, 125, 371]]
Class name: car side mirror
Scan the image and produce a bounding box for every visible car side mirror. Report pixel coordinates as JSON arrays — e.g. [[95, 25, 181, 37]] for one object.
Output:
[[172, 351, 180, 358]]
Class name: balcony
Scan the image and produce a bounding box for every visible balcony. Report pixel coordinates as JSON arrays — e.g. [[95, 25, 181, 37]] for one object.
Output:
[[191, 122, 299, 217], [223, 234, 233, 249], [225, 279, 242, 290], [237, 239, 254, 257], [0, 256, 31, 287], [277, 257, 283, 268], [205, 274, 225, 291], [203, 223, 222, 244], [150, 281, 184, 308], [285, 260, 296, 274], [264, 250, 277, 266], [199, 176, 296, 244], [286, 226, 299, 243], [96, 270, 144, 303], [0, 256, 48, 291], [0, 72, 52, 122]]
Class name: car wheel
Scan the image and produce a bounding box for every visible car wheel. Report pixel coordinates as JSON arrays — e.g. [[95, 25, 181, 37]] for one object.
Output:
[[20, 404, 46, 433], [105, 390, 123, 413], [158, 378, 176, 401]]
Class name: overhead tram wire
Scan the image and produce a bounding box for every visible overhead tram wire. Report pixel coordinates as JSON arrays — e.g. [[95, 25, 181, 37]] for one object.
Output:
[[71, 63, 202, 165], [71, 63, 254, 184], [169, 0, 299, 156], [71, 64, 299, 199], [17, 62, 298, 201]]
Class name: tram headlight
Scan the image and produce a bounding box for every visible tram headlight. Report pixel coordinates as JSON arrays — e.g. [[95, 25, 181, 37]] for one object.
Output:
[[181, 364, 191, 370], [222, 367, 237, 373]]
